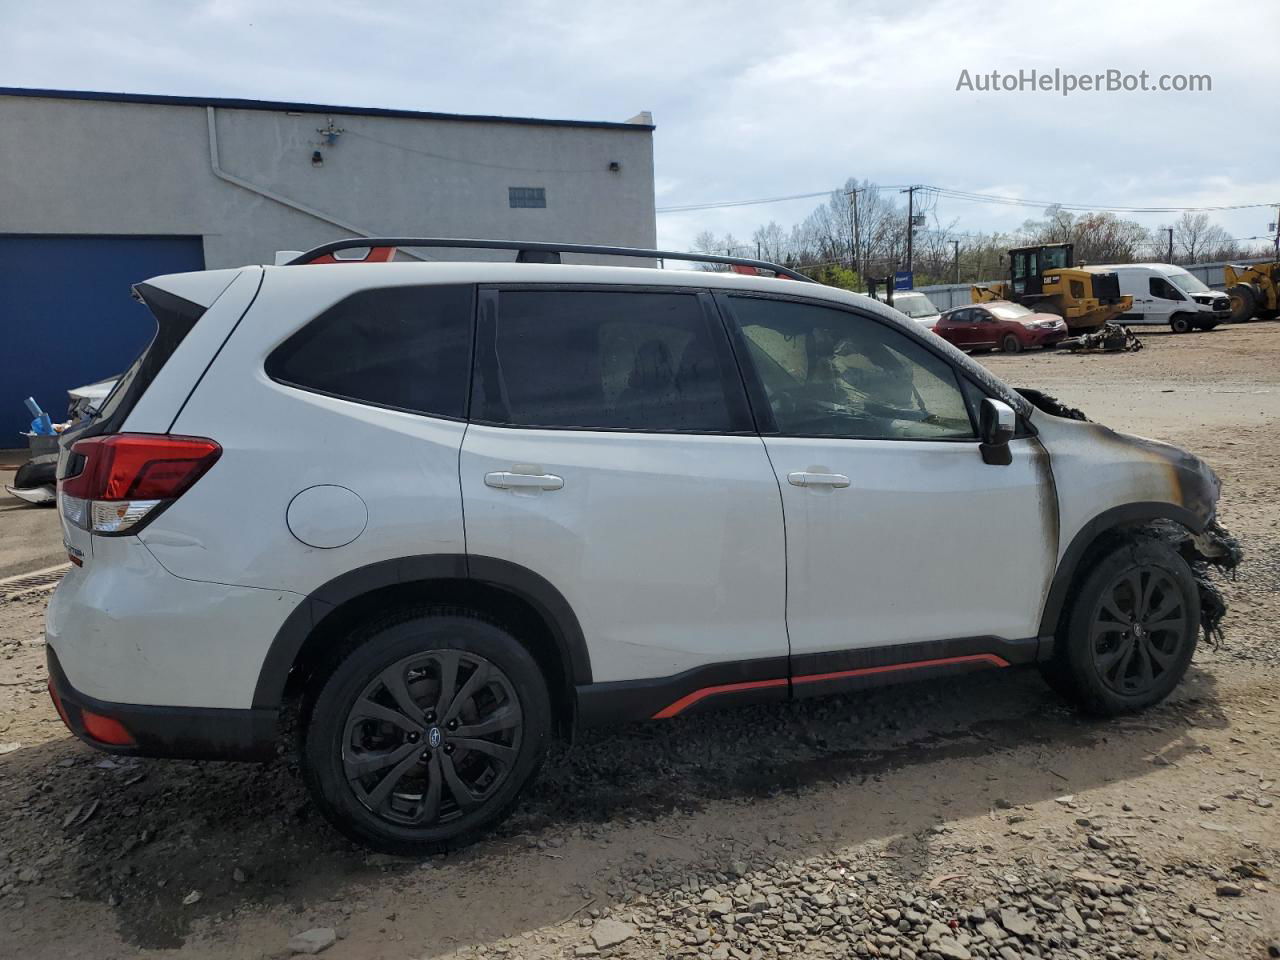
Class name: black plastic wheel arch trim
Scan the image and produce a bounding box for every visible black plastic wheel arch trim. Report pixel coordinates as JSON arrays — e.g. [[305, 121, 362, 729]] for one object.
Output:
[[1036, 502, 1205, 640], [251, 554, 590, 710], [47, 647, 276, 761]]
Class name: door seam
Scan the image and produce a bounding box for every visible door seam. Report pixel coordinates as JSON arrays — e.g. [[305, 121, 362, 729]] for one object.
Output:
[[756, 436, 794, 693]]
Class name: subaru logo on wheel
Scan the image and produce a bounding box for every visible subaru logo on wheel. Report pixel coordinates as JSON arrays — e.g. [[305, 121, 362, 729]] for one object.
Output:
[[427, 727, 443, 749]]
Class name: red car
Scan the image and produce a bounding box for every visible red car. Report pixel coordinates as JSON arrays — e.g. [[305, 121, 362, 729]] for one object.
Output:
[[934, 301, 1068, 352]]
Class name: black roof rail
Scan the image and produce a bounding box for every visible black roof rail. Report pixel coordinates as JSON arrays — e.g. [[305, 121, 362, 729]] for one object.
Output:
[[285, 237, 814, 282]]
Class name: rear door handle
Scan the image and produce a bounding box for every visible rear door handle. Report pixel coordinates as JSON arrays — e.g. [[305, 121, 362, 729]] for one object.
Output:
[[787, 471, 850, 488], [484, 471, 564, 491]]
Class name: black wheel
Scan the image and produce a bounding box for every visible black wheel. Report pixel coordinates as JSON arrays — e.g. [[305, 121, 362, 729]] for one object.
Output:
[[1169, 313, 1193, 334], [1227, 283, 1258, 323], [1001, 333, 1023, 353], [302, 609, 551, 853], [1041, 536, 1199, 716]]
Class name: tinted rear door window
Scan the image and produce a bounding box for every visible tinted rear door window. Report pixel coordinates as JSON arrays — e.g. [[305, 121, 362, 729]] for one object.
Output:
[[266, 284, 473, 418], [472, 290, 747, 432]]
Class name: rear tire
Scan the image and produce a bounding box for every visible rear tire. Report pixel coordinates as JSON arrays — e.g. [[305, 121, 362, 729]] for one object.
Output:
[[302, 608, 551, 854], [1040, 537, 1199, 716], [1169, 313, 1193, 334], [1001, 333, 1023, 354], [1227, 283, 1258, 323]]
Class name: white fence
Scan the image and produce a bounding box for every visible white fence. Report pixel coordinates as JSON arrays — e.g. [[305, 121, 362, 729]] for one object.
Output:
[[914, 256, 1272, 312]]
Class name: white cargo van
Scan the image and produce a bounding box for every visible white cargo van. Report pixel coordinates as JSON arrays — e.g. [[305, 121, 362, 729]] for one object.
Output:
[[874, 289, 943, 329], [1084, 264, 1229, 333]]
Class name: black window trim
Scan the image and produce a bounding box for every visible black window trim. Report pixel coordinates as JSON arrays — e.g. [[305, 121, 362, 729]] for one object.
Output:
[[712, 290, 1022, 444], [469, 283, 757, 436], [264, 282, 478, 425]]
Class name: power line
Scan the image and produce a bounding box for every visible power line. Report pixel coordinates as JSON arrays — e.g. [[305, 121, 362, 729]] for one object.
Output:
[[929, 187, 1275, 214], [657, 183, 1278, 215], [656, 189, 852, 213]]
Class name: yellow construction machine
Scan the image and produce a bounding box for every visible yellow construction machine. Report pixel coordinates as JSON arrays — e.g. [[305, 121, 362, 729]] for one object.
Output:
[[1224, 261, 1280, 323], [971, 243, 1132, 332]]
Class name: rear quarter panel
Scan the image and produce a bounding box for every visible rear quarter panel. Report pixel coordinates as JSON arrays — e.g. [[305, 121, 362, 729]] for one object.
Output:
[[141, 268, 468, 595]]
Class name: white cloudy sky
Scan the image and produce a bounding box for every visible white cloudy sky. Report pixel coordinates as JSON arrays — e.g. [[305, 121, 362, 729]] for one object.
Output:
[[4, 0, 1278, 252]]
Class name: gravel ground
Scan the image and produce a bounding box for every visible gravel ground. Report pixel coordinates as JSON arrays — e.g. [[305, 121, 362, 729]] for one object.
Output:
[[0, 323, 1277, 960]]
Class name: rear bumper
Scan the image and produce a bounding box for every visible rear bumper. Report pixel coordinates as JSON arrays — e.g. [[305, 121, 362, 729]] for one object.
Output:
[[47, 646, 275, 761]]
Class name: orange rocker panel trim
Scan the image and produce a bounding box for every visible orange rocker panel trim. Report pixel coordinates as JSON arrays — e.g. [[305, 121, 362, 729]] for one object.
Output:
[[650, 654, 1010, 719]]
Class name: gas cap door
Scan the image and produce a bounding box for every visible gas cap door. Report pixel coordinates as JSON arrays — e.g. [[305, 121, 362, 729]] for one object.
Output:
[[286, 484, 367, 549]]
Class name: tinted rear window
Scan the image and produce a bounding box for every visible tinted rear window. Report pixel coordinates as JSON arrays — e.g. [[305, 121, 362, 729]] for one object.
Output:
[[472, 290, 744, 432], [266, 284, 474, 419]]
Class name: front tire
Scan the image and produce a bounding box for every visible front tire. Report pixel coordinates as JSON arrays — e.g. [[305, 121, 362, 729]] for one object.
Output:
[[1169, 313, 1193, 334], [302, 609, 551, 854], [1041, 537, 1199, 716], [1227, 283, 1258, 323], [1001, 333, 1023, 353]]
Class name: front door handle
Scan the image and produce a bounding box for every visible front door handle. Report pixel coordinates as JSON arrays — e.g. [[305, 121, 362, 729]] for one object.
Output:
[[787, 471, 850, 488], [484, 471, 564, 491]]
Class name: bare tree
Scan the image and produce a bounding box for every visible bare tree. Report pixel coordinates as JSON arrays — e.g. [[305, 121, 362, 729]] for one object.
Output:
[[750, 221, 788, 262], [686, 181, 1260, 285], [1166, 212, 1236, 264]]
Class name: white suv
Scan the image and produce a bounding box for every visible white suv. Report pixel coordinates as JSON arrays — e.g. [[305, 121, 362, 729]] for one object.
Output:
[[46, 239, 1238, 853]]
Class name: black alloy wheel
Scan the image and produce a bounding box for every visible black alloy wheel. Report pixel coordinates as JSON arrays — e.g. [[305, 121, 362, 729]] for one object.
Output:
[[1089, 566, 1190, 697], [302, 609, 551, 853], [342, 650, 523, 827]]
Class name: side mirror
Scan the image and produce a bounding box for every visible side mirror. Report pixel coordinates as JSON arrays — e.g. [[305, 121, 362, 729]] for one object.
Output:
[[979, 398, 1016, 466]]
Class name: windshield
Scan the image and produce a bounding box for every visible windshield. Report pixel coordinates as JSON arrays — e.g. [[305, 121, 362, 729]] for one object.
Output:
[[1168, 270, 1210, 294], [1041, 246, 1070, 270], [888, 292, 940, 319], [990, 303, 1035, 320]]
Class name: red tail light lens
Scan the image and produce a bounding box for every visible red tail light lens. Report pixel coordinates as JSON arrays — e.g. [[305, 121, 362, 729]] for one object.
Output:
[[60, 434, 221, 535], [81, 709, 136, 746]]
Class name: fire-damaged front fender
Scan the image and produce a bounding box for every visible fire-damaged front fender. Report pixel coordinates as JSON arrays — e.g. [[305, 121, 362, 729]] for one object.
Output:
[[1026, 396, 1237, 645]]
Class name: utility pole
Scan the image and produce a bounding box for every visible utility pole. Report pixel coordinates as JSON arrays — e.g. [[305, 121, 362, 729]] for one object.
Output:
[[900, 185, 921, 273], [1166, 227, 1174, 263], [756, 240, 761, 261], [846, 187, 863, 287], [952, 239, 960, 284]]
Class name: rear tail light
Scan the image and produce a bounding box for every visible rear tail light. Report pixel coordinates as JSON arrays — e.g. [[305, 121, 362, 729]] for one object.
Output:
[[59, 434, 221, 535]]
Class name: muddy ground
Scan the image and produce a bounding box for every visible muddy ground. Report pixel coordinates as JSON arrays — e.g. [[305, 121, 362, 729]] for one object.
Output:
[[0, 324, 1277, 960]]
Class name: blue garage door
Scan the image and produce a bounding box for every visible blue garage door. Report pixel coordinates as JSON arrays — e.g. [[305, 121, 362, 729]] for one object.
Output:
[[0, 235, 205, 444]]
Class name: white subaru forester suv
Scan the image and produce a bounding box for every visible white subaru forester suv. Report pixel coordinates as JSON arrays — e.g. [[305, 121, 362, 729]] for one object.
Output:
[[47, 239, 1239, 853]]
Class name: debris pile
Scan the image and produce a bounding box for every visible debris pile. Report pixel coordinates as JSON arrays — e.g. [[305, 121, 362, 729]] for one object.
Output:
[[1060, 324, 1143, 353]]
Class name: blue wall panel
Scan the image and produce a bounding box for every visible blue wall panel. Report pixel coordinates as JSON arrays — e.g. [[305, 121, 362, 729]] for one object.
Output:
[[0, 235, 205, 443]]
